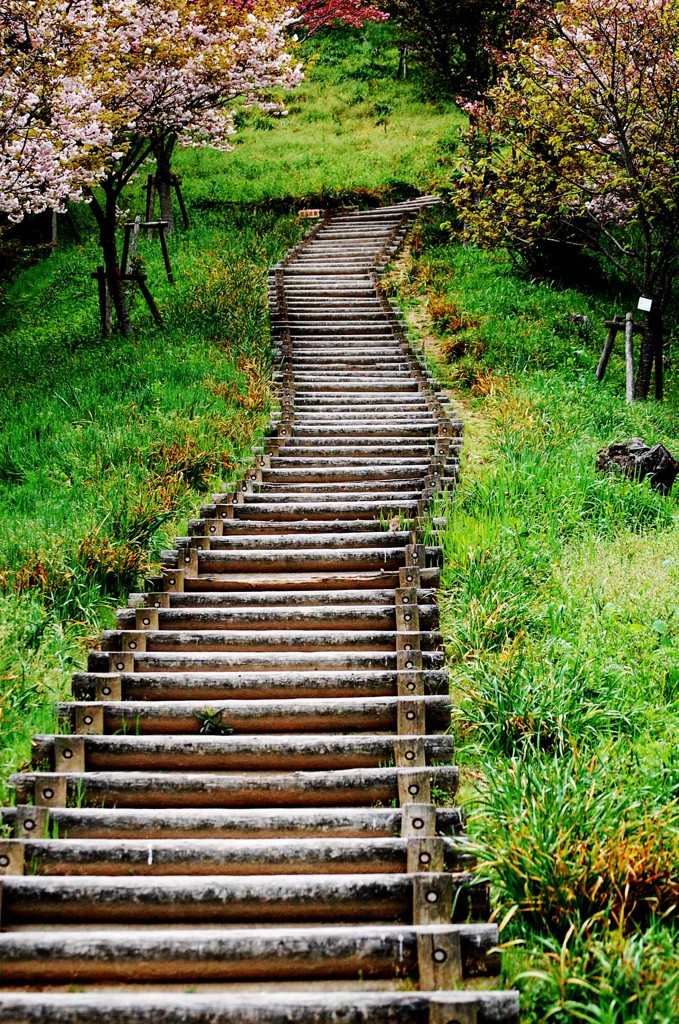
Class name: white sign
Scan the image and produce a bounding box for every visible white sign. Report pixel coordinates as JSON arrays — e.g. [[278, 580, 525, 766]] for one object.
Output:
[[638, 296, 653, 312]]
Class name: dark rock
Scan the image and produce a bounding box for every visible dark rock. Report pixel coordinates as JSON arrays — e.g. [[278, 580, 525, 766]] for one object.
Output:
[[635, 443, 679, 495], [596, 438, 679, 495]]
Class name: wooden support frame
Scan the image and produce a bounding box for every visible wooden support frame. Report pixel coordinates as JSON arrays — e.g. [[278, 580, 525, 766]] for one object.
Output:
[[596, 312, 645, 402], [143, 172, 190, 231]]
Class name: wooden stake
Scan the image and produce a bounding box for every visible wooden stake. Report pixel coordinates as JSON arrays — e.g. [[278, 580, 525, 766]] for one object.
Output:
[[120, 225, 133, 275], [157, 223, 174, 283], [625, 311, 635, 403], [134, 274, 163, 326], [173, 176, 190, 229], [596, 316, 622, 380], [144, 173, 156, 236]]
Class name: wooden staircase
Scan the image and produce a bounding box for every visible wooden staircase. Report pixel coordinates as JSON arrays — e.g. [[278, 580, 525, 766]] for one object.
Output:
[[0, 199, 519, 1024]]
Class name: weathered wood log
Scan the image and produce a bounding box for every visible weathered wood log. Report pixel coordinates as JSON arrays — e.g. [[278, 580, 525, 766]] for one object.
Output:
[[1, 805, 465, 840], [0, 871, 486, 925], [0, 990, 521, 1024], [0, 923, 500, 983], [6, 835, 475, 876]]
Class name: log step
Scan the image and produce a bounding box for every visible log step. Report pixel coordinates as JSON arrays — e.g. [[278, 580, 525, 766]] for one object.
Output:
[[0, 990, 520, 1023], [87, 651, 446, 673], [149, 571, 440, 592], [3, 836, 475, 876], [98, 628, 441, 654], [0, 923, 500, 983], [0, 871, 487, 925], [11, 764, 459, 809], [57, 695, 452, 734], [30, 733, 455, 771], [0, 805, 465, 839], [115, 604, 439, 631], [72, 668, 450, 701]]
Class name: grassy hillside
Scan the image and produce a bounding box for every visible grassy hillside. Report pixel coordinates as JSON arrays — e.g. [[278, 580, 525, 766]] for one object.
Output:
[[0, 25, 457, 791], [3, 20, 679, 1019], [389, 214, 679, 1020]]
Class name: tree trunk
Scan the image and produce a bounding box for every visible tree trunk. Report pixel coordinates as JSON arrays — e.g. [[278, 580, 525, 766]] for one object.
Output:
[[154, 136, 176, 235], [89, 183, 131, 337], [634, 303, 663, 401]]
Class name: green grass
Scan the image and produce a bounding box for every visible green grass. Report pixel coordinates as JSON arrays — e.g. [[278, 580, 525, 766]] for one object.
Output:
[[4, 21, 679, 1018], [179, 24, 460, 207], [0, 23, 455, 794], [394, 211, 679, 1021], [0, 207, 300, 791]]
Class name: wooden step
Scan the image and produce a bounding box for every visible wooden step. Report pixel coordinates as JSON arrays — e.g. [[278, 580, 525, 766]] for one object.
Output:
[[98, 628, 441, 654], [11, 764, 459, 809], [72, 668, 450, 701], [5, 835, 475, 876], [0, 990, 520, 1023], [0, 923, 500, 983], [58, 695, 452, 734], [1, 805, 465, 839], [30, 733, 455, 771], [0, 871, 487, 925], [115, 604, 440, 632], [87, 651, 446, 674]]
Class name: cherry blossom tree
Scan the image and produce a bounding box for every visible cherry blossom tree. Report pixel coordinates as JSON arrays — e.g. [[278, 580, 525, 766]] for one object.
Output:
[[150, 0, 304, 232], [295, 0, 387, 35], [455, 0, 679, 399], [77, 0, 301, 334], [0, 0, 109, 225]]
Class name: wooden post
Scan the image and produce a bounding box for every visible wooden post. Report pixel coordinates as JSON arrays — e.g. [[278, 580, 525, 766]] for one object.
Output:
[[120, 224, 133, 275], [144, 173, 156, 236], [172, 176, 190, 229], [157, 223, 174, 283], [130, 216, 142, 265], [121, 215, 142, 274], [134, 273, 163, 326], [625, 311, 635, 403], [596, 316, 622, 381]]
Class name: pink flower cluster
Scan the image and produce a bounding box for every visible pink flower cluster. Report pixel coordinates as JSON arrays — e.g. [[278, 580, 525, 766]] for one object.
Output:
[[0, 0, 303, 224]]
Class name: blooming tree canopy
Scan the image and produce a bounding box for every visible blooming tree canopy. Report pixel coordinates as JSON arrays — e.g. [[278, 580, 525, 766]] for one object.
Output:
[[295, 0, 387, 35], [455, 0, 679, 399], [0, 0, 110, 223], [0, 0, 302, 329]]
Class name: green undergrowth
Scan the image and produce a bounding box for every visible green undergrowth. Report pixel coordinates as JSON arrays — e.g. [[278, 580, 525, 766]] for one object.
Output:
[[397, 210, 679, 1021], [181, 23, 460, 208], [0, 24, 454, 794], [0, 206, 300, 792]]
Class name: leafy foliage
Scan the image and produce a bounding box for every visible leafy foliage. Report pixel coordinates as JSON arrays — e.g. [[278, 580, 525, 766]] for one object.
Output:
[[384, 0, 550, 93], [454, 0, 679, 397]]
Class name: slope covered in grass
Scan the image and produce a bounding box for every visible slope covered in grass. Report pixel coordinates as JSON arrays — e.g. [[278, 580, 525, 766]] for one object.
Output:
[[390, 212, 679, 1021], [0, 24, 456, 793], [4, 20, 679, 1018]]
